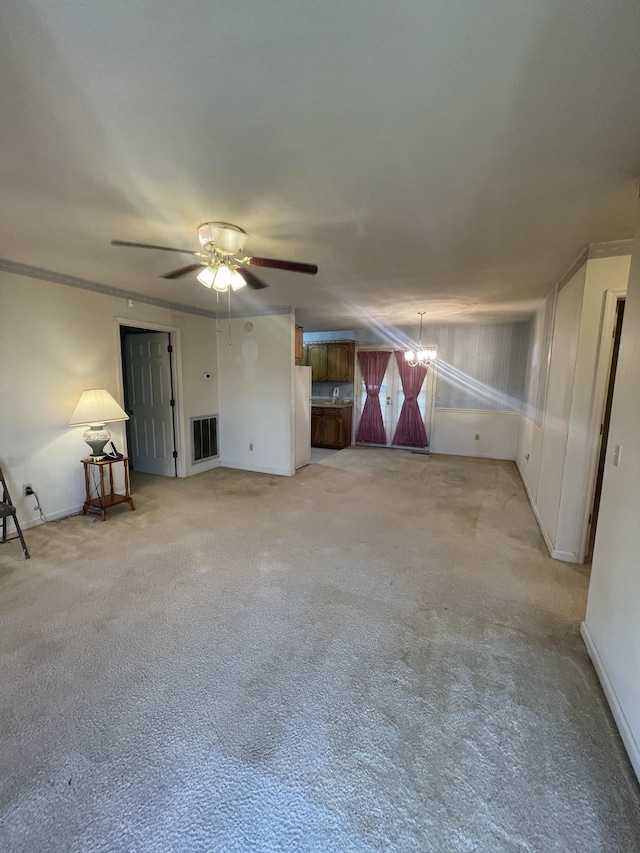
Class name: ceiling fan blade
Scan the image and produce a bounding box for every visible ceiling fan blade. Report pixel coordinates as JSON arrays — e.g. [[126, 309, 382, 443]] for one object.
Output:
[[160, 263, 206, 280], [247, 256, 318, 275], [239, 267, 269, 290], [111, 239, 200, 256]]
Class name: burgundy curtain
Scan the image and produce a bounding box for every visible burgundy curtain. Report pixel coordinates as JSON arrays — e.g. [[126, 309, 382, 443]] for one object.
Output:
[[391, 351, 429, 448], [355, 350, 391, 444]]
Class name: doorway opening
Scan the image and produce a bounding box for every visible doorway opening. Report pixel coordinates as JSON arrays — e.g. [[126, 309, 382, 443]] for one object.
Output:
[[586, 298, 625, 559], [119, 325, 178, 477]]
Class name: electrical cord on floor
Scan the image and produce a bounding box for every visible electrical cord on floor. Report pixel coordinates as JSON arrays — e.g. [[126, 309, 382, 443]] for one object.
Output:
[[90, 466, 107, 521], [29, 489, 48, 524], [28, 467, 111, 526], [91, 467, 101, 499]]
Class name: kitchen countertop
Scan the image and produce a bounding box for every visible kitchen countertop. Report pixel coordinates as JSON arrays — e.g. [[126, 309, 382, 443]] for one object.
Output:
[[311, 399, 354, 408]]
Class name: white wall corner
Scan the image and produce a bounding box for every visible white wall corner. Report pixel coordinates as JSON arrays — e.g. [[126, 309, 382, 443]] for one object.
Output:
[[289, 317, 297, 476], [217, 313, 295, 476], [221, 461, 294, 477], [581, 622, 640, 782], [550, 548, 579, 563], [515, 457, 555, 558], [553, 271, 629, 562], [186, 458, 221, 478]]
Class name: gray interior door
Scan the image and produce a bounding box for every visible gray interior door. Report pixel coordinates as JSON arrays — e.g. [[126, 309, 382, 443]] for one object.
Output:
[[123, 331, 176, 476]]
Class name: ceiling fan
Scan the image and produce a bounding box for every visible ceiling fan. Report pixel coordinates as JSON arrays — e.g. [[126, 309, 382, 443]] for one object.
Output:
[[112, 222, 318, 292]]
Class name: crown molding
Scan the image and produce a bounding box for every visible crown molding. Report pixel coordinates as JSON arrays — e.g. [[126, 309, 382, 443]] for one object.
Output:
[[556, 238, 633, 294], [0, 257, 217, 319], [223, 305, 293, 318], [556, 246, 589, 291], [0, 257, 292, 319]]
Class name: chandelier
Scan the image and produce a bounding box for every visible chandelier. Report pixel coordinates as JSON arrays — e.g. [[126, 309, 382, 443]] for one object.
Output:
[[404, 312, 436, 367]]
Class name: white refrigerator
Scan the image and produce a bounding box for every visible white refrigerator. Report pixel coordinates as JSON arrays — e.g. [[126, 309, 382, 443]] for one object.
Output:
[[294, 365, 312, 469]]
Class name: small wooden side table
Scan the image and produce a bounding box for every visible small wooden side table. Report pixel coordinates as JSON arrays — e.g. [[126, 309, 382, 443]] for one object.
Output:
[[82, 457, 135, 521]]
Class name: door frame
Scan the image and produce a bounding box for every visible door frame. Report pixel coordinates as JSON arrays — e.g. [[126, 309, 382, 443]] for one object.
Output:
[[578, 288, 626, 561], [115, 318, 187, 478], [353, 344, 438, 448]]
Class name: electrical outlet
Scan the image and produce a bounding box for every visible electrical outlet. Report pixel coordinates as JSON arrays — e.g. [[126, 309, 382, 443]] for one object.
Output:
[[474, 434, 480, 441], [23, 484, 33, 496], [249, 443, 254, 451]]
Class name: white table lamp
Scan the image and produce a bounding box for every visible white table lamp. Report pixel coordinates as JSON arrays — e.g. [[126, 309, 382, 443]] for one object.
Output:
[[69, 389, 129, 460]]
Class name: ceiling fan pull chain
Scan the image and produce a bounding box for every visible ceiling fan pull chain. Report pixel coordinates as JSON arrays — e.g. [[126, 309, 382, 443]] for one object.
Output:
[[228, 288, 232, 346]]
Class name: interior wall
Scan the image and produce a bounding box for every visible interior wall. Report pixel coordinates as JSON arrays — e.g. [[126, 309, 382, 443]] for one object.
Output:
[[535, 266, 585, 546], [0, 273, 219, 528], [427, 323, 529, 412], [217, 313, 295, 476], [554, 255, 630, 559], [583, 204, 640, 782], [516, 289, 556, 502], [516, 255, 630, 561], [430, 411, 520, 459]]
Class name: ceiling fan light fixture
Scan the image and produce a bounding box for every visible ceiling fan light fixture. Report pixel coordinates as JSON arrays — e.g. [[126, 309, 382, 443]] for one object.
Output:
[[212, 265, 234, 292], [196, 265, 216, 288], [197, 222, 247, 255], [111, 221, 316, 292], [197, 263, 247, 292], [230, 270, 247, 291]]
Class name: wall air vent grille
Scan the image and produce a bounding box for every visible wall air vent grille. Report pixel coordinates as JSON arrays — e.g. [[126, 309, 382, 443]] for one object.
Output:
[[191, 415, 218, 463]]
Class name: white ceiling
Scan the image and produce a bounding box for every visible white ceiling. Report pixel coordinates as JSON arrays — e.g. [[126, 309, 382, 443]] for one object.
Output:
[[2, 0, 639, 330]]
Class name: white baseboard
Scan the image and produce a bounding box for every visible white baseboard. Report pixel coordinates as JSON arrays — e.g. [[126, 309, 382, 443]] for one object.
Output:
[[185, 458, 220, 477], [515, 460, 581, 563], [515, 459, 556, 557], [581, 622, 640, 782], [220, 461, 293, 477], [551, 548, 579, 563], [432, 448, 516, 460], [21, 504, 83, 530]]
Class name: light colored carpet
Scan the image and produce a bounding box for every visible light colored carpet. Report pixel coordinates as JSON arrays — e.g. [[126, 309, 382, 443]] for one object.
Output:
[[1, 448, 639, 852]]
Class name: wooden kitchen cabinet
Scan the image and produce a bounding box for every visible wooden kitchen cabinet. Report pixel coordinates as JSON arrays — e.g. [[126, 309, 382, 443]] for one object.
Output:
[[311, 406, 352, 449], [327, 342, 355, 382], [319, 409, 343, 447], [307, 344, 329, 380], [304, 341, 355, 382], [311, 408, 322, 445]]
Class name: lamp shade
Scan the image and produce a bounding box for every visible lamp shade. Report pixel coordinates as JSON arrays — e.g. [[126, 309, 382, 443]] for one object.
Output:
[[196, 266, 216, 288], [69, 389, 129, 426]]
